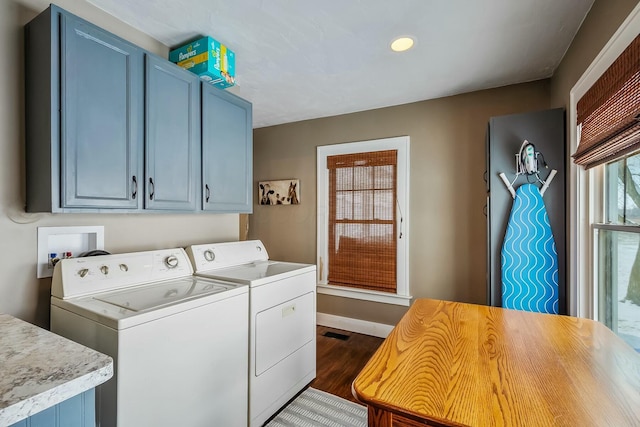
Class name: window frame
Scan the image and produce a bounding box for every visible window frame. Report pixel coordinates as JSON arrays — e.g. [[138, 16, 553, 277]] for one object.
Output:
[[317, 136, 411, 306], [593, 223, 640, 329], [570, 3, 640, 318], [592, 154, 640, 343]]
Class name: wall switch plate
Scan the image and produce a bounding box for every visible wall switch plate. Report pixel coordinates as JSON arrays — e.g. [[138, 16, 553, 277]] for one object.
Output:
[[37, 226, 105, 278]]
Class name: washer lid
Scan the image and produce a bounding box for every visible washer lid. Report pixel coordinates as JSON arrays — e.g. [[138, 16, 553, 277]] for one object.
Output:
[[94, 277, 235, 312], [198, 260, 315, 285]]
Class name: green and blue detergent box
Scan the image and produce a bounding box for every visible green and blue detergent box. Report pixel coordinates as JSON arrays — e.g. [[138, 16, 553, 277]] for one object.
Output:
[[169, 36, 235, 89]]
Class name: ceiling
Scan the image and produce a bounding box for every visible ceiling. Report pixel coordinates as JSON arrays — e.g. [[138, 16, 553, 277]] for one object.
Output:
[[86, 0, 595, 128]]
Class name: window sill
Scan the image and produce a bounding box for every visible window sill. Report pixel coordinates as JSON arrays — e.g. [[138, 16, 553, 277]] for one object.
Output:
[[317, 284, 412, 306]]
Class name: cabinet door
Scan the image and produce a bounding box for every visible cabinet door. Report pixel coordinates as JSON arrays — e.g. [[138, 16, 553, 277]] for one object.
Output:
[[145, 55, 200, 210], [61, 14, 142, 209], [201, 84, 253, 212], [9, 389, 96, 427]]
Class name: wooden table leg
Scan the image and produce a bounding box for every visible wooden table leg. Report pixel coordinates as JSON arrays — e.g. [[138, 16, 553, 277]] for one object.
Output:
[[368, 406, 392, 427]]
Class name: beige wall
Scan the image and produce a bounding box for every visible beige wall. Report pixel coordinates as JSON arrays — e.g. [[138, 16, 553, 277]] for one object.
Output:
[[1, 0, 239, 327], [7, 0, 637, 329], [549, 0, 639, 313], [251, 81, 551, 326], [550, 0, 640, 109], [252, 0, 640, 327]]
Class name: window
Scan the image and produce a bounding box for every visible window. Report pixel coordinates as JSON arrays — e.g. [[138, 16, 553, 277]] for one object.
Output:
[[570, 5, 640, 350], [317, 136, 410, 306], [327, 150, 397, 293], [594, 154, 640, 351]]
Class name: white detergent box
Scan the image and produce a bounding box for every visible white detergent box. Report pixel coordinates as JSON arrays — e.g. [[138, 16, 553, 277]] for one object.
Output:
[[169, 36, 236, 89]]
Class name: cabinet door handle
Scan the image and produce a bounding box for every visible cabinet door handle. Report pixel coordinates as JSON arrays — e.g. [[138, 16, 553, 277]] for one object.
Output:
[[205, 184, 210, 203], [132, 176, 138, 199], [149, 177, 155, 200]]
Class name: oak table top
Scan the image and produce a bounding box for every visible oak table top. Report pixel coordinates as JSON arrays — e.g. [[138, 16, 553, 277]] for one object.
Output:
[[352, 298, 640, 427]]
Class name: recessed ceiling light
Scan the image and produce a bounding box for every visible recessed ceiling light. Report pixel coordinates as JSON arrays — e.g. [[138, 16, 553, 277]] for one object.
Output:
[[391, 37, 414, 52]]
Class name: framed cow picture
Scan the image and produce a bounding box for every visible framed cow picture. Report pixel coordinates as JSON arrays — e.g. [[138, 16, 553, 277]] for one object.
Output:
[[258, 179, 300, 205]]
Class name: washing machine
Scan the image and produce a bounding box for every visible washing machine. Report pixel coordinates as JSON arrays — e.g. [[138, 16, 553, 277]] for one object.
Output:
[[186, 240, 316, 427], [50, 248, 248, 427]]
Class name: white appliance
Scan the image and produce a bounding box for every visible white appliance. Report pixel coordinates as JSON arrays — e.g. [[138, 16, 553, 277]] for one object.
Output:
[[50, 248, 248, 427], [186, 240, 316, 427]]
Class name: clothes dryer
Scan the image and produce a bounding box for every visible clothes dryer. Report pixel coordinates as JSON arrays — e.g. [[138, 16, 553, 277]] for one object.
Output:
[[186, 240, 316, 427]]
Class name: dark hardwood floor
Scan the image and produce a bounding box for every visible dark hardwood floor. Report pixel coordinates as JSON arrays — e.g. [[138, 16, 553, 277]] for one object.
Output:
[[310, 325, 384, 403]]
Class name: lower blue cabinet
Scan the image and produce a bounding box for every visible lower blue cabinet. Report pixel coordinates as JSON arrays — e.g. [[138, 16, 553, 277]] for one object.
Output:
[[10, 389, 95, 427]]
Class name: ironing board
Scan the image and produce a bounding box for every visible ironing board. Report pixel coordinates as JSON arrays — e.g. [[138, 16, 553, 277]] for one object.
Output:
[[501, 183, 559, 314]]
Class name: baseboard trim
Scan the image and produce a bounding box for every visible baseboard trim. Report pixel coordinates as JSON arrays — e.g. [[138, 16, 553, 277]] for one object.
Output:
[[316, 313, 394, 338]]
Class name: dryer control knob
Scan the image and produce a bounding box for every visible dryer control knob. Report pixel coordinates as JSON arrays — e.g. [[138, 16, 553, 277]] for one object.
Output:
[[204, 249, 215, 262], [78, 268, 89, 278], [165, 255, 179, 269], [100, 265, 109, 275]]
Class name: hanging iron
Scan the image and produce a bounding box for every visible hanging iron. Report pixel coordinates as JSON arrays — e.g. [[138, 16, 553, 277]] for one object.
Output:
[[517, 140, 547, 175], [499, 139, 555, 199], [520, 141, 537, 174]]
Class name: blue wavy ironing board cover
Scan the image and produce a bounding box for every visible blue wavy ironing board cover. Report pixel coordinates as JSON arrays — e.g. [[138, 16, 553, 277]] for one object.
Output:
[[501, 183, 559, 314]]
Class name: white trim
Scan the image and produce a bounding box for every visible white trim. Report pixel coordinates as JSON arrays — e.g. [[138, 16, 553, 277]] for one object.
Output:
[[569, 94, 586, 317], [316, 136, 411, 303], [592, 227, 600, 322], [316, 312, 395, 338], [592, 223, 640, 233], [317, 284, 412, 306], [569, 3, 640, 318]]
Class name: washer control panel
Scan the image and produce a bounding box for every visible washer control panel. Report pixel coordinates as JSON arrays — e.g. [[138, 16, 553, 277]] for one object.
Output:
[[52, 248, 193, 299], [164, 255, 179, 269]]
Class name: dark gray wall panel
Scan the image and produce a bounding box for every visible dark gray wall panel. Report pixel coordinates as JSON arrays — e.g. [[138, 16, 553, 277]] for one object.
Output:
[[487, 108, 566, 313]]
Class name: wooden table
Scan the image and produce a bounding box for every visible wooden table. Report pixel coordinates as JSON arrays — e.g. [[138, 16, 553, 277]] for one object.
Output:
[[352, 299, 640, 427]]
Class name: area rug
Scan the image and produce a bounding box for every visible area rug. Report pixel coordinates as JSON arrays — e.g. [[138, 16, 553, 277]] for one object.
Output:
[[266, 387, 367, 427]]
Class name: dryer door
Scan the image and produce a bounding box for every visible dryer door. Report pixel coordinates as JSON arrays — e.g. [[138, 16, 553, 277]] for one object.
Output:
[[255, 291, 315, 376]]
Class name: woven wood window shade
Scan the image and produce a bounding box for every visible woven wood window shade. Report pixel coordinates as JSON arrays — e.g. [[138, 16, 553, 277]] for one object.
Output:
[[327, 150, 397, 293], [573, 34, 640, 169]]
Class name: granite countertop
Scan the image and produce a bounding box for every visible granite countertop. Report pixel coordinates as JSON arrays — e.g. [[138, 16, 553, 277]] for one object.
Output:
[[0, 314, 113, 426]]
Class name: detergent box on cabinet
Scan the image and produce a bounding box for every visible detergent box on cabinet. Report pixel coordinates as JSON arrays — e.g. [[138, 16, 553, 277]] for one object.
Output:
[[169, 36, 236, 89]]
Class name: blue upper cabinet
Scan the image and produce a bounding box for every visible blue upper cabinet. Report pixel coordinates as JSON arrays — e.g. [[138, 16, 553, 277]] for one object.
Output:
[[202, 84, 253, 213], [145, 55, 200, 211], [61, 13, 143, 209], [25, 5, 252, 214], [25, 6, 143, 212]]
